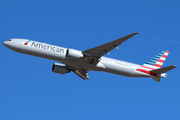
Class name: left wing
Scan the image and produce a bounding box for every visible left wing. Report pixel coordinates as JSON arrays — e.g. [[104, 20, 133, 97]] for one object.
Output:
[[73, 69, 90, 80], [83, 33, 139, 64]]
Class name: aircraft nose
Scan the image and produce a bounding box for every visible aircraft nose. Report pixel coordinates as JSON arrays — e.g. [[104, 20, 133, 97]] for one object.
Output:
[[3, 39, 12, 47], [3, 41, 7, 46]]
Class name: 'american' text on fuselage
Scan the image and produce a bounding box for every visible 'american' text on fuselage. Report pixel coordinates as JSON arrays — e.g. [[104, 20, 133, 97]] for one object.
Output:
[[31, 42, 64, 53]]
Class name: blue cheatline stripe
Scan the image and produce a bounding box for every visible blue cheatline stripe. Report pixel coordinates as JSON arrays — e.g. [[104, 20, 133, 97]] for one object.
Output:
[[155, 56, 161, 59], [151, 58, 159, 61], [145, 62, 154, 65], [157, 54, 163, 57], [146, 61, 156, 64], [159, 53, 164, 56], [160, 51, 166, 54], [150, 59, 158, 61], [152, 57, 159, 59], [148, 60, 156, 63]]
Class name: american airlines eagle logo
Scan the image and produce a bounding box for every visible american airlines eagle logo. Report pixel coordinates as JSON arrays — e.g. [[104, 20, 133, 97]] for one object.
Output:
[[24, 40, 31, 45]]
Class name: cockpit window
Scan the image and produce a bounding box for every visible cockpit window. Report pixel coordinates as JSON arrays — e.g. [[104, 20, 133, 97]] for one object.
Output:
[[7, 39, 11, 41]]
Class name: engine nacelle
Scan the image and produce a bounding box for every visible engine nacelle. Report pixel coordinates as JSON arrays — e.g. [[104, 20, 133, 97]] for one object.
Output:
[[52, 63, 70, 74], [66, 49, 84, 59]]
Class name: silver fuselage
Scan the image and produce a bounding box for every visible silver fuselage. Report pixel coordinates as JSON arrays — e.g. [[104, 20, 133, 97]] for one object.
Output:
[[3, 39, 153, 78]]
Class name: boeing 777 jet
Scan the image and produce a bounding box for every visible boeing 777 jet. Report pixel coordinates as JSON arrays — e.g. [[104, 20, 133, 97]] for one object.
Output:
[[3, 33, 177, 82]]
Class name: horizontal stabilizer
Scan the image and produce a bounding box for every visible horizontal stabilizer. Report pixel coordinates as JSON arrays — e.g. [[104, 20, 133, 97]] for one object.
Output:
[[150, 65, 177, 74]]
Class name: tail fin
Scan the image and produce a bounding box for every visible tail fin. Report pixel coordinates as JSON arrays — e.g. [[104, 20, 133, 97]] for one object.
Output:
[[140, 50, 169, 71], [138, 50, 177, 82]]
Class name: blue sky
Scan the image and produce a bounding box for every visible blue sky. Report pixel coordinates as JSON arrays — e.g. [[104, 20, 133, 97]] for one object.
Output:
[[1, 0, 180, 119]]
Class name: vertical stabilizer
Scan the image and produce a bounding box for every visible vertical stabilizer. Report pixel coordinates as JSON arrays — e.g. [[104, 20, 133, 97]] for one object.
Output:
[[140, 50, 169, 71], [136, 50, 171, 82]]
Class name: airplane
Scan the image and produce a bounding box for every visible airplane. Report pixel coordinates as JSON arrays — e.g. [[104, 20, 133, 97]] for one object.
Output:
[[3, 33, 177, 82]]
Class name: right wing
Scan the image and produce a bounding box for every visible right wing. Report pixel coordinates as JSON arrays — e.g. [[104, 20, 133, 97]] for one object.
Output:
[[83, 33, 139, 64]]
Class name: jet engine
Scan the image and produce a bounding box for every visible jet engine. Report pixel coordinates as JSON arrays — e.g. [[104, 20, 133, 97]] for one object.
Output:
[[66, 49, 84, 59], [52, 63, 70, 74]]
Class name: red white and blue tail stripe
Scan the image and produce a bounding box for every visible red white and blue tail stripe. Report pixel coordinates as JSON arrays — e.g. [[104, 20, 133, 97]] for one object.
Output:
[[136, 50, 176, 82], [140, 50, 169, 71]]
